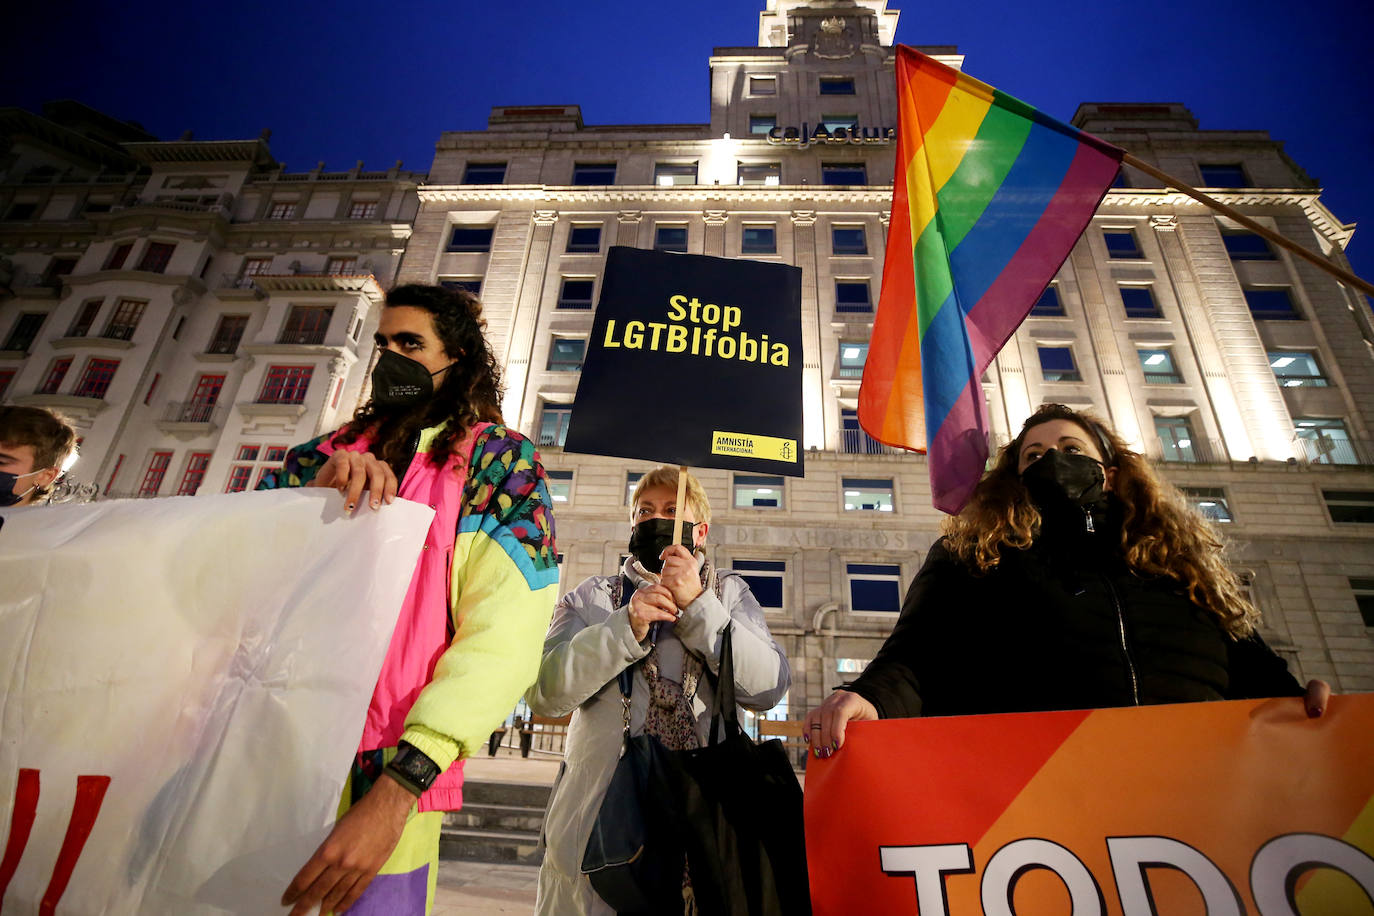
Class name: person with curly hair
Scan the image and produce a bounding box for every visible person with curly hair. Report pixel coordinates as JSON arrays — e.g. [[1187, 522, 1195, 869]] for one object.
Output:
[[260, 284, 560, 916], [806, 403, 1328, 756]]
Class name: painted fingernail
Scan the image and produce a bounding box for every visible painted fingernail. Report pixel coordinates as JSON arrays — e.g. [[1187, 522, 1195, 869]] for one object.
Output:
[[819, 747, 832, 759], [831, 740, 839, 752], [814, 747, 823, 759], [371, 499, 380, 509], [1308, 706, 1323, 718], [346, 503, 355, 512]]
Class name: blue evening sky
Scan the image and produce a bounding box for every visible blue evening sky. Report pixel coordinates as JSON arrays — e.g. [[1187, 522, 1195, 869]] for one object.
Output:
[[7, 0, 1373, 289]]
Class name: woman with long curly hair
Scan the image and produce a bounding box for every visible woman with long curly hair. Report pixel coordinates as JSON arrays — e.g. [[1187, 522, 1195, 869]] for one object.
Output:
[[805, 403, 1328, 756], [261, 284, 560, 916]]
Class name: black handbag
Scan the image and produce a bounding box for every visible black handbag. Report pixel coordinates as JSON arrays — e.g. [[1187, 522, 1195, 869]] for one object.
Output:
[[672, 623, 812, 916]]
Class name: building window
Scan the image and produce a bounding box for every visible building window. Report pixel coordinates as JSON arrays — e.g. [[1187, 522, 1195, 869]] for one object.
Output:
[[74, 358, 119, 399], [835, 281, 872, 313], [1139, 348, 1183, 384], [439, 278, 482, 296], [841, 409, 886, 454], [822, 162, 867, 185], [1199, 164, 1248, 188], [843, 477, 893, 512], [1324, 491, 1374, 524], [1120, 285, 1161, 318], [144, 372, 161, 405], [0, 369, 14, 400], [742, 225, 776, 255], [37, 357, 72, 395], [1295, 418, 1357, 465], [3, 312, 46, 352], [567, 225, 602, 253], [748, 75, 777, 96], [101, 299, 146, 341], [734, 474, 784, 509], [68, 300, 103, 337], [268, 201, 295, 219], [324, 256, 358, 275], [547, 337, 585, 371], [738, 162, 782, 186], [571, 163, 617, 185], [177, 452, 212, 496], [831, 226, 867, 255], [45, 257, 77, 282], [4, 202, 37, 220], [1103, 229, 1142, 259], [1155, 415, 1199, 463], [1038, 346, 1081, 382], [136, 242, 175, 274], [836, 658, 871, 675], [462, 162, 507, 184], [654, 225, 688, 253], [847, 563, 901, 613], [103, 243, 133, 270], [258, 366, 313, 404], [1030, 285, 1064, 316], [734, 559, 785, 611], [225, 465, 254, 493], [265, 445, 287, 463], [819, 77, 856, 95], [1269, 351, 1327, 388], [242, 257, 273, 277], [140, 452, 172, 497], [1222, 231, 1276, 261], [447, 226, 494, 252], [838, 341, 868, 377], [237, 445, 261, 462], [539, 402, 573, 447], [547, 470, 573, 504], [654, 163, 698, 186], [1181, 486, 1233, 523], [820, 114, 858, 132], [208, 314, 249, 354], [1245, 287, 1299, 320], [1349, 578, 1374, 626], [749, 114, 776, 136], [557, 278, 595, 310], [178, 373, 224, 422], [347, 200, 378, 219], [625, 471, 643, 506], [279, 306, 333, 345]]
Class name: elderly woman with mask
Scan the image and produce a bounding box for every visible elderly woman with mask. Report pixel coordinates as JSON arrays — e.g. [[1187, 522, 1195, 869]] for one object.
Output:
[[807, 403, 1329, 755], [527, 465, 791, 915]]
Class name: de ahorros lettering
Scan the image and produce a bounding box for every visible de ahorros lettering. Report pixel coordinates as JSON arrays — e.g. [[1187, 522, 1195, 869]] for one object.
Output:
[[880, 833, 1374, 916], [602, 294, 790, 366]]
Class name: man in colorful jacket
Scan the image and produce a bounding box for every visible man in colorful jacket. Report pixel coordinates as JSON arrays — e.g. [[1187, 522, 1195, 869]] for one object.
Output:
[[260, 284, 559, 916]]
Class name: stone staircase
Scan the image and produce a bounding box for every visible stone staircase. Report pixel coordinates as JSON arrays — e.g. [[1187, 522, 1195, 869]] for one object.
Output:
[[440, 779, 552, 866]]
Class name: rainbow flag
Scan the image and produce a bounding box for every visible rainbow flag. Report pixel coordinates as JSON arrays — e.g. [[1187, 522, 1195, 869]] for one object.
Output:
[[860, 47, 1123, 513]]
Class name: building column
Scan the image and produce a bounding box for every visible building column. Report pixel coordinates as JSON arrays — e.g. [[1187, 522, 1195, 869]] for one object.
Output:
[[1067, 239, 1141, 447], [791, 208, 825, 450], [703, 209, 728, 257], [615, 210, 642, 247], [502, 209, 557, 426]]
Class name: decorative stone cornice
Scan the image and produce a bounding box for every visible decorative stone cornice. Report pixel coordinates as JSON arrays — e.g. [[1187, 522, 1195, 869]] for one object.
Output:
[[617, 210, 642, 224], [532, 210, 559, 226], [418, 185, 895, 206], [703, 209, 729, 225], [1148, 214, 1179, 232], [249, 273, 384, 302], [1101, 189, 1354, 247]]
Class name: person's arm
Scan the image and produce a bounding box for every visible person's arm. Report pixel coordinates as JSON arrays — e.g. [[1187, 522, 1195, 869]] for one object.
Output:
[[525, 581, 654, 717], [1226, 629, 1330, 717], [395, 428, 560, 770], [672, 571, 790, 711], [255, 434, 332, 490]]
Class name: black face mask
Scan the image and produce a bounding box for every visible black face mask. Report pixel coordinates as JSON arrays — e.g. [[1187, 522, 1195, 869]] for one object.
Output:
[[370, 349, 451, 410], [627, 517, 696, 574], [1020, 449, 1107, 513], [0, 469, 44, 507]]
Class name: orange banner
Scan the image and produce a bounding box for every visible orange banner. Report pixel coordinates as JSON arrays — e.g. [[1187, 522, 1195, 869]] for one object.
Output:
[[804, 695, 1374, 915]]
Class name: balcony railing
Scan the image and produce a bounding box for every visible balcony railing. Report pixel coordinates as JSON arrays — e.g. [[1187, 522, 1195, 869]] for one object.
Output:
[[1293, 433, 1370, 466], [841, 428, 902, 455], [276, 328, 328, 345], [1153, 436, 1225, 465], [162, 400, 224, 425]]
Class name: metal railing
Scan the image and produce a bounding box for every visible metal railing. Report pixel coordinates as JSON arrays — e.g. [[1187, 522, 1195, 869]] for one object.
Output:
[[1293, 433, 1370, 466], [162, 401, 224, 425], [1153, 435, 1226, 465], [840, 428, 901, 455]]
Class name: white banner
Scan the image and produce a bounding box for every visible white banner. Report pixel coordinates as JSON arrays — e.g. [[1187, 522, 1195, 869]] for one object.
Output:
[[0, 489, 433, 915]]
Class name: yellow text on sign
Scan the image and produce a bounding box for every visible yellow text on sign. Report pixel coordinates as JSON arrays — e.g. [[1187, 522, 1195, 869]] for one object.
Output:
[[710, 431, 798, 463]]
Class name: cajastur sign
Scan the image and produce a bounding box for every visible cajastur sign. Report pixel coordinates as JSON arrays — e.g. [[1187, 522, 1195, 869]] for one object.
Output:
[[766, 123, 895, 149]]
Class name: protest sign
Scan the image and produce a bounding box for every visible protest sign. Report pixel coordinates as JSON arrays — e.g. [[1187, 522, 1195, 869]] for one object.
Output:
[[805, 696, 1374, 915], [0, 489, 432, 915], [562, 245, 805, 476]]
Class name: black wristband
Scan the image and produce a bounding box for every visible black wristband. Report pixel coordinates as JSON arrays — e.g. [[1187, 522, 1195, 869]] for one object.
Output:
[[384, 741, 441, 797]]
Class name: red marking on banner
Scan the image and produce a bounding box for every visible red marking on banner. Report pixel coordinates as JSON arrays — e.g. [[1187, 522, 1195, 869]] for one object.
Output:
[[0, 768, 41, 908], [37, 775, 111, 916]]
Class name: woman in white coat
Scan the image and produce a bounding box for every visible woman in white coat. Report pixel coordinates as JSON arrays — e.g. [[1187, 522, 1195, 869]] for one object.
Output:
[[527, 465, 792, 915]]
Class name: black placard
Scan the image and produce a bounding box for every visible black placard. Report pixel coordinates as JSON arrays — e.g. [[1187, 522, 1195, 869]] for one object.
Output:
[[563, 246, 804, 476]]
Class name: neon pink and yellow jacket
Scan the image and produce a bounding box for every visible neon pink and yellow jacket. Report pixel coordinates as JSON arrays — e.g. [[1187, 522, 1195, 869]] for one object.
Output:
[[260, 422, 558, 811]]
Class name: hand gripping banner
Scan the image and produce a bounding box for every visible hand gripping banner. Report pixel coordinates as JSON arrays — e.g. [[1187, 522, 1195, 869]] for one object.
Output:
[[0, 489, 433, 915], [805, 696, 1374, 915]]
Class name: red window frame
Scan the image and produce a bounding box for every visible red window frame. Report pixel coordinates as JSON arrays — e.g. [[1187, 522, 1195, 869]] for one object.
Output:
[[104, 243, 132, 270], [137, 242, 175, 274], [74, 358, 119, 398], [139, 451, 172, 497], [279, 307, 333, 344], [105, 454, 125, 496], [258, 365, 313, 404], [102, 299, 146, 341], [39, 357, 73, 395], [225, 465, 253, 493], [0, 369, 15, 400], [208, 314, 249, 354], [177, 452, 212, 496]]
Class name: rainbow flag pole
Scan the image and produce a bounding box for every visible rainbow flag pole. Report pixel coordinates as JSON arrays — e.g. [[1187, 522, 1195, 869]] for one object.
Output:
[[859, 46, 1123, 514]]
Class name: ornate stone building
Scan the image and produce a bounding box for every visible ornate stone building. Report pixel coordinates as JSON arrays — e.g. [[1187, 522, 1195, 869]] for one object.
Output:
[[395, 0, 1374, 719], [0, 101, 421, 498]]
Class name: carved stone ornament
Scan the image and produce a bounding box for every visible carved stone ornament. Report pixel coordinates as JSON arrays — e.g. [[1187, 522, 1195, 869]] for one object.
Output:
[[813, 16, 856, 59], [329, 356, 348, 378], [617, 210, 642, 224], [533, 210, 558, 226], [703, 209, 729, 225], [791, 209, 817, 226], [1149, 214, 1179, 232]]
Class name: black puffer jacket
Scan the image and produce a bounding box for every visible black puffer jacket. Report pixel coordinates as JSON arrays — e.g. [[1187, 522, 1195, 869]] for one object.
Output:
[[846, 534, 1301, 718]]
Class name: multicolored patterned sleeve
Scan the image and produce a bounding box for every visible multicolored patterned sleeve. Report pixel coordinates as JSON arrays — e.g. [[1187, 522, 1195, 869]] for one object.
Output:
[[400, 425, 560, 768], [254, 433, 333, 490]]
